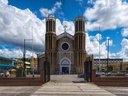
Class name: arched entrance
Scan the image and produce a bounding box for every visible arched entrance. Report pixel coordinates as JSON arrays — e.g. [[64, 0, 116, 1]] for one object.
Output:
[[60, 58, 71, 74]]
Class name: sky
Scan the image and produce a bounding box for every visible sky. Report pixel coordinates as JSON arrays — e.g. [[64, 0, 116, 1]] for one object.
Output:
[[0, 0, 128, 61]]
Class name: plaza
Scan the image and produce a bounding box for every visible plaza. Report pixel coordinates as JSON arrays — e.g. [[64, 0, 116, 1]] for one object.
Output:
[[0, 75, 128, 96]]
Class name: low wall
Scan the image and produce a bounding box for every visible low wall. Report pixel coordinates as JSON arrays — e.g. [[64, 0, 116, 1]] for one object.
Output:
[[94, 77, 128, 86], [0, 69, 44, 86], [0, 77, 43, 86], [92, 70, 128, 87]]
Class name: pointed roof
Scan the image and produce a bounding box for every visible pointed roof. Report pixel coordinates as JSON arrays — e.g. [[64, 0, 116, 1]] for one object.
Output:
[[57, 32, 74, 40]]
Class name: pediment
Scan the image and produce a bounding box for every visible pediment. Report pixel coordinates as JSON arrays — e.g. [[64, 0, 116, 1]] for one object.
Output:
[[57, 32, 74, 40]]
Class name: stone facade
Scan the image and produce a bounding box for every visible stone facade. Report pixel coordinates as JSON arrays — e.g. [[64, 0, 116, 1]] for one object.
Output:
[[45, 16, 86, 74]]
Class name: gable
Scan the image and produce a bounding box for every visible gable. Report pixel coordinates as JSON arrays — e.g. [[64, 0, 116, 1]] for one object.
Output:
[[57, 32, 74, 40]]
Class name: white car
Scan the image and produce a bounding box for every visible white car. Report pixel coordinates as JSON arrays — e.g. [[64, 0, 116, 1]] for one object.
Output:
[[107, 71, 119, 76], [0, 72, 4, 76], [96, 71, 105, 77], [125, 72, 128, 76], [5, 71, 10, 77]]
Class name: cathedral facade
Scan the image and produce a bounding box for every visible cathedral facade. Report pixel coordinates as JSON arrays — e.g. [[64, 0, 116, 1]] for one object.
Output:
[[45, 16, 86, 74]]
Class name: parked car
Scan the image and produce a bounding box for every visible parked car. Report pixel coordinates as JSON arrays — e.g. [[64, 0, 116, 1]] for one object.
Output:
[[125, 71, 128, 76], [78, 73, 84, 78], [96, 71, 105, 77], [0, 72, 4, 77], [107, 71, 119, 76], [118, 71, 125, 76], [5, 71, 10, 77]]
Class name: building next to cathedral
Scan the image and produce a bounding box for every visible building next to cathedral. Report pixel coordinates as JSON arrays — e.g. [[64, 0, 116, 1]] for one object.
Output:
[[43, 16, 87, 74]]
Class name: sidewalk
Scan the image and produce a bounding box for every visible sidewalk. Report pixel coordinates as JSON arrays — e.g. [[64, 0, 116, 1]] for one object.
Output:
[[31, 75, 116, 96], [31, 82, 116, 96]]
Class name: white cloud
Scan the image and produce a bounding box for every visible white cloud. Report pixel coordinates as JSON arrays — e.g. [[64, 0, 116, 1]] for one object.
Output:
[[89, 33, 102, 41], [56, 19, 74, 35], [86, 33, 101, 56], [0, 48, 22, 58], [0, 0, 8, 5], [54, 1, 62, 8], [117, 38, 128, 61], [88, 0, 95, 4], [40, 1, 62, 17], [84, 0, 128, 31], [0, 1, 45, 52], [0, 0, 69, 58], [62, 21, 74, 35], [122, 28, 128, 37], [86, 33, 116, 59], [0, 48, 37, 58], [76, 0, 83, 6], [87, 33, 107, 58]]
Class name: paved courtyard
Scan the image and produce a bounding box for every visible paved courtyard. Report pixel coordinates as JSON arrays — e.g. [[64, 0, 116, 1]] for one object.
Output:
[[101, 86, 128, 96], [50, 74, 85, 83], [0, 75, 128, 96], [31, 82, 116, 96], [0, 86, 40, 96]]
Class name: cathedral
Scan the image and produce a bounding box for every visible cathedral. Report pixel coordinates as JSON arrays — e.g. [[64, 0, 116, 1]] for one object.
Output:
[[45, 16, 86, 74]]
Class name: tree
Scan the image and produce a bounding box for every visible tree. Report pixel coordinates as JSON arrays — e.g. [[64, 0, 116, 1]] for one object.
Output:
[[126, 67, 128, 71]]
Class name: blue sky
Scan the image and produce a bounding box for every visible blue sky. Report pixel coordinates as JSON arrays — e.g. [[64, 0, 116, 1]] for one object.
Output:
[[0, 0, 128, 61], [8, 0, 86, 20]]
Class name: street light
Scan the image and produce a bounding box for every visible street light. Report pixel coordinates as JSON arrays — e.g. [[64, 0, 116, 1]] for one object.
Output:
[[107, 38, 109, 74], [98, 26, 100, 71], [98, 37, 110, 73], [23, 39, 33, 77]]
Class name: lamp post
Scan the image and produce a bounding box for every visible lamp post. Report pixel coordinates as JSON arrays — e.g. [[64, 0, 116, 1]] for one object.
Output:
[[98, 37, 110, 74], [98, 26, 100, 71], [107, 38, 109, 75], [23, 39, 33, 77], [32, 28, 34, 78], [23, 39, 26, 77]]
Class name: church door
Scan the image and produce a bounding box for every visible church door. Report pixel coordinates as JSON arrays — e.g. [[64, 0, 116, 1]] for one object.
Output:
[[60, 59, 70, 74]]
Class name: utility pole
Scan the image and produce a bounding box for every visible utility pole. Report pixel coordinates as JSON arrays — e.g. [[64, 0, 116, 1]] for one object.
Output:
[[107, 39, 109, 74], [23, 39, 33, 77], [23, 39, 26, 77], [99, 26, 100, 71], [32, 28, 34, 78]]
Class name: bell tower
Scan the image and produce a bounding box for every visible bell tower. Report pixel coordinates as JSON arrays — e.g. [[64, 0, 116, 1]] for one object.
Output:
[[45, 16, 56, 74], [74, 16, 86, 73]]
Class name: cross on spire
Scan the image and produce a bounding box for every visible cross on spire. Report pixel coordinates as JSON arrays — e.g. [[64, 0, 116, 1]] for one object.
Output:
[[64, 25, 67, 32]]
